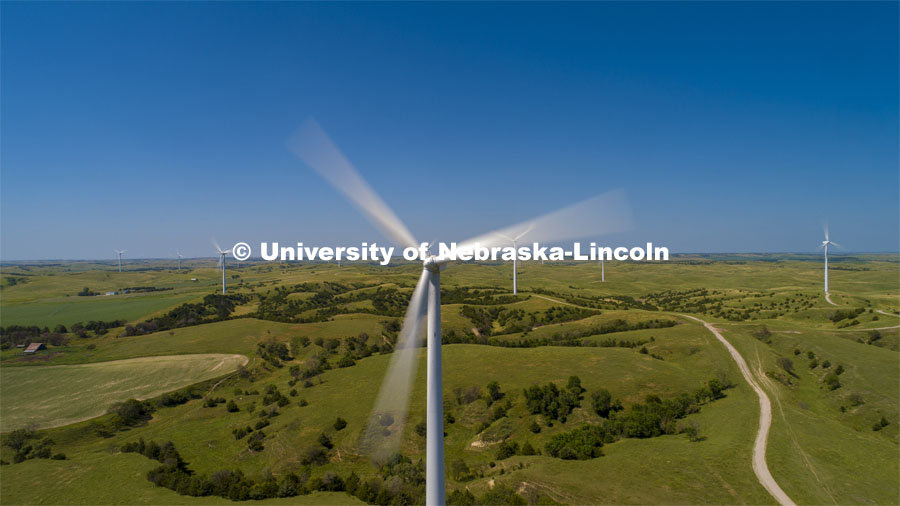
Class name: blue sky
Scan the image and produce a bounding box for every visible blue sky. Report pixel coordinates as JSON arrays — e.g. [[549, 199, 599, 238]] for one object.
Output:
[[2, 1, 897, 260]]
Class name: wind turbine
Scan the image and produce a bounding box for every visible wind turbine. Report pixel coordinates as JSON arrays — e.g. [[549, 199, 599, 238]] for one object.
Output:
[[601, 255, 605, 282], [213, 240, 230, 294], [114, 249, 126, 272], [288, 118, 632, 505], [820, 225, 840, 294], [497, 227, 532, 295], [176, 251, 184, 271]]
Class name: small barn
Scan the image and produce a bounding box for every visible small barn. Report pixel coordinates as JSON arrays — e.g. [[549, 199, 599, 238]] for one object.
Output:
[[23, 343, 46, 354]]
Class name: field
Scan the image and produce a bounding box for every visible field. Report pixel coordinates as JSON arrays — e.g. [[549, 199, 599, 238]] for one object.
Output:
[[0, 255, 897, 505], [1, 354, 247, 430]]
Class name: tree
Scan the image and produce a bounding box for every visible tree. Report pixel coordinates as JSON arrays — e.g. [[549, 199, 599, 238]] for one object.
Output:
[[776, 357, 795, 376], [679, 420, 702, 442], [333, 417, 347, 431], [318, 432, 333, 449], [486, 381, 503, 404], [450, 459, 471, 481], [566, 376, 584, 395], [823, 373, 841, 391], [226, 400, 239, 412], [591, 389, 613, 418]]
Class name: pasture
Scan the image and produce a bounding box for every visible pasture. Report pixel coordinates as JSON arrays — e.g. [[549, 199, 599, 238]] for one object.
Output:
[[1, 354, 247, 429], [0, 255, 897, 505]]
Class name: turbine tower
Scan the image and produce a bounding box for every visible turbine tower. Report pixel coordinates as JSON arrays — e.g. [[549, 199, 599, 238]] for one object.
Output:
[[176, 251, 184, 271], [288, 118, 632, 505], [115, 249, 126, 272], [213, 240, 230, 294], [497, 227, 532, 295], [820, 225, 840, 294]]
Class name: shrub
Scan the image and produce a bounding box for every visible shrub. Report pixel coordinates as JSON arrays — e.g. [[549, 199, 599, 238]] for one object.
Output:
[[226, 400, 239, 412], [334, 417, 347, 431], [495, 441, 519, 460], [823, 373, 841, 391], [776, 357, 795, 376]]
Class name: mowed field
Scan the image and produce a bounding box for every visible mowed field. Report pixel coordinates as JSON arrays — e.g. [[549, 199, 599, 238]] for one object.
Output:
[[0, 255, 897, 505], [1, 354, 247, 430]]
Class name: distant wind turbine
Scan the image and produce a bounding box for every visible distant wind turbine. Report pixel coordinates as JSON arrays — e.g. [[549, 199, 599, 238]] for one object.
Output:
[[497, 226, 532, 295], [115, 249, 126, 272], [819, 225, 840, 294], [288, 118, 633, 505], [176, 251, 184, 271], [213, 240, 230, 294], [601, 255, 605, 282]]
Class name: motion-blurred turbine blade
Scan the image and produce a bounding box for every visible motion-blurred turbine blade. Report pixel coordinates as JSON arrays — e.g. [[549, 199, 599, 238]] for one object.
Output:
[[288, 118, 419, 250], [359, 268, 429, 460], [829, 241, 842, 249], [513, 224, 534, 242], [455, 189, 634, 253]]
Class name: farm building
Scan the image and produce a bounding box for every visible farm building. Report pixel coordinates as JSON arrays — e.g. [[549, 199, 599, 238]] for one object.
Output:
[[23, 343, 46, 354]]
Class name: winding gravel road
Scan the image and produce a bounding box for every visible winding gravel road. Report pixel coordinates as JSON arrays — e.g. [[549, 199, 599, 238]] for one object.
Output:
[[680, 314, 796, 506]]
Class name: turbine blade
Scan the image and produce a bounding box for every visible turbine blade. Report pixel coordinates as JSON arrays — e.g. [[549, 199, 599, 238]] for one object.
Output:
[[455, 189, 634, 253], [830, 241, 842, 250], [359, 269, 429, 460], [287, 118, 419, 250], [211, 238, 224, 254], [823, 221, 829, 242], [513, 224, 534, 242]]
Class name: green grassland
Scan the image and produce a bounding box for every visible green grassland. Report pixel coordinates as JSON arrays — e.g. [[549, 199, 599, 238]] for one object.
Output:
[[0, 255, 897, 505], [1, 354, 248, 429]]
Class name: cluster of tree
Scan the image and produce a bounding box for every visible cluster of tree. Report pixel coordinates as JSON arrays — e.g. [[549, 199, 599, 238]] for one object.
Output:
[[531, 287, 658, 311], [441, 319, 673, 349], [254, 282, 404, 323], [157, 386, 204, 408], [262, 384, 290, 407], [108, 398, 154, 428], [543, 379, 728, 460], [77, 287, 99, 296], [0, 326, 62, 348], [523, 376, 585, 422], [829, 307, 865, 323], [495, 440, 538, 460], [441, 287, 524, 306], [256, 340, 292, 367], [3, 276, 28, 287], [118, 286, 173, 293], [2, 429, 65, 463], [81, 320, 126, 336], [448, 484, 545, 506], [460, 305, 602, 337], [0, 320, 126, 348], [125, 294, 249, 336]]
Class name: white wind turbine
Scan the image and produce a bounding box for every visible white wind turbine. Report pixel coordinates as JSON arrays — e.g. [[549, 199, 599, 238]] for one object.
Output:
[[115, 249, 126, 272], [601, 254, 605, 282], [288, 118, 632, 505], [497, 227, 532, 295], [820, 225, 840, 294], [213, 240, 230, 294], [176, 250, 184, 271]]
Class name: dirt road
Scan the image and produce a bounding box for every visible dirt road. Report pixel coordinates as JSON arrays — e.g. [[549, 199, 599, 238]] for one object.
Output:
[[680, 314, 796, 506]]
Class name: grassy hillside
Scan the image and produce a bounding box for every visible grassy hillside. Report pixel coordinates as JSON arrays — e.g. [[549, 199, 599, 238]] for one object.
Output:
[[0, 256, 897, 504]]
